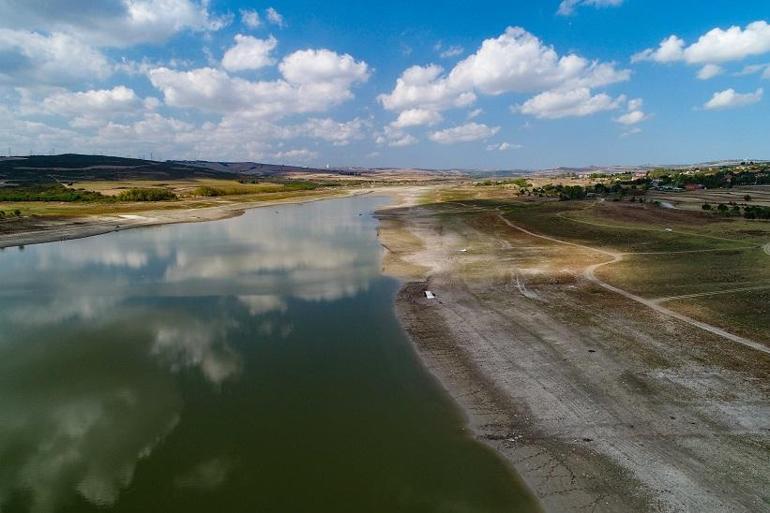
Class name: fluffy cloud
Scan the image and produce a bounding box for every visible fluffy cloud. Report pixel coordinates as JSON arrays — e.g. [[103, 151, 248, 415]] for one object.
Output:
[[0, 0, 228, 48], [697, 64, 724, 80], [0, 30, 111, 86], [634, 21, 770, 66], [378, 64, 476, 113], [222, 35, 277, 72], [279, 49, 369, 86], [40, 86, 158, 127], [632, 35, 685, 63], [148, 49, 369, 119], [299, 117, 369, 145], [375, 126, 418, 147], [518, 88, 624, 119], [614, 97, 649, 125], [380, 27, 629, 123], [428, 122, 499, 144], [391, 108, 443, 128], [557, 0, 623, 16], [703, 88, 763, 110]]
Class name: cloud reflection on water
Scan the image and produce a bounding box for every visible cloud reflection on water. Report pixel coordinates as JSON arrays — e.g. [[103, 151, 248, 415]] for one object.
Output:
[[0, 196, 387, 512]]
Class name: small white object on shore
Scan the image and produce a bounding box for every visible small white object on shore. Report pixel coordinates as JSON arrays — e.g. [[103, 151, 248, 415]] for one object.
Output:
[[425, 291, 436, 299]]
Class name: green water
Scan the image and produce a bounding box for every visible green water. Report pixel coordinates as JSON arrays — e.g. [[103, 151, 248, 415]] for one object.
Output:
[[0, 196, 538, 513]]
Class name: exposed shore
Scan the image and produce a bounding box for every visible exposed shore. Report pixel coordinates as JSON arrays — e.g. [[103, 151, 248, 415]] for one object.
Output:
[[376, 196, 770, 513], [0, 189, 368, 250]]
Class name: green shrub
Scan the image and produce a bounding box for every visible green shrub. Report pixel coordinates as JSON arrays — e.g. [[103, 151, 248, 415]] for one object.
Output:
[[0, 184, 105, 202], [193, 185, 224, 197], [117, 188, 177, 201]]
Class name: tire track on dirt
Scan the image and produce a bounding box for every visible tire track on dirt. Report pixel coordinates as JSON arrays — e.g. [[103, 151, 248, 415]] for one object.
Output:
[[497, 213, 770, 356]]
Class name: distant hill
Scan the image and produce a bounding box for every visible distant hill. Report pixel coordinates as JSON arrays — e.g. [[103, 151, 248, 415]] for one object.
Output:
[[0, 154, 244, 184]]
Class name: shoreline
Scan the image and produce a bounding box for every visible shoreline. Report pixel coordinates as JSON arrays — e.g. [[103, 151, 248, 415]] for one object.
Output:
[[376, 199, 770, 513], [0, 189, 370, 250]]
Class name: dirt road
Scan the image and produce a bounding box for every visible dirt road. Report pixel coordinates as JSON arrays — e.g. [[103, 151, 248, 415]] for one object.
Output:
[[380, 200, 770, 513], [497, 214, 770, 356]]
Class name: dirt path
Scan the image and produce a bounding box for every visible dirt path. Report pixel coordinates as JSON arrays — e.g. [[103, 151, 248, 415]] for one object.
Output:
[[497, 213, 770, 356], [653, 284, 770, 303]]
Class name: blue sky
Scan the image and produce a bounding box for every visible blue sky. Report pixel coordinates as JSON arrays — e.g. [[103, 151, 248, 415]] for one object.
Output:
[[0, 0, 769, 169]]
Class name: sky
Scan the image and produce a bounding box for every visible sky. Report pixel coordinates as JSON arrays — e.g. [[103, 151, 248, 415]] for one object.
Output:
[[0, 0, 769, 169]]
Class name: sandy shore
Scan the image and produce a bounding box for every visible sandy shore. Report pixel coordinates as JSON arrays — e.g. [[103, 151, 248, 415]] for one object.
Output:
[[0, 190, 368, 250], [376, 198, 770, 513]]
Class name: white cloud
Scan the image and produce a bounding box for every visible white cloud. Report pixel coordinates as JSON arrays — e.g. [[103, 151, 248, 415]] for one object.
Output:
[[557, 0, 623, 16], [0, 0, 229, 48], [486, 142, 521, 151], [375, 126, 418, 147], [240, 9, 261, 29], [703, 88, 763, 110], [518, 88, 624, 119], [632, 35, 685, 63], [634, 21, 770, 66], [391, 108, 442, 128], [614, 97, 648, 125], [222, 35, 277, 72], [148, 49, 369, 119], [378, 64, 476, 113], [380, 27, 629, 126], [40, 86, 155, 127], [428, 122, 499, 144], [448, 27, 629, 95], [279, 49, 369, 86], [266, 7, 285, 27], [697, 64, 724, 80], [299, 117, 369, 145], [0, 30, 111, 86]]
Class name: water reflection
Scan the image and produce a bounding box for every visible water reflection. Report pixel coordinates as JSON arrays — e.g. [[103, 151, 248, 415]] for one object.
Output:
[[0, 197, 386, 512], [0, 196, 537, 513]]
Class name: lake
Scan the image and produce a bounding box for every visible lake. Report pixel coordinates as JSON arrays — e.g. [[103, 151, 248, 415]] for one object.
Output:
[[0, 195, 539, 513]]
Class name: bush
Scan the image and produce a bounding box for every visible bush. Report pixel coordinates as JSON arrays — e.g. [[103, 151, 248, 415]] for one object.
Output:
[[117, 188, 177, 201], [193, 185, 223, 197], [702, 203, 712, 211], [0, 184, 105, 202], [743, 205, 770, 220]]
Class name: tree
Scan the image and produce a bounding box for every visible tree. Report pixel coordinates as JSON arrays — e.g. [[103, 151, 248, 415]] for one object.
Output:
[[744, 195, 752, 202], [717, 204, 729, 214], [702, 203, 712, 211], [13, 209, 21, 217]]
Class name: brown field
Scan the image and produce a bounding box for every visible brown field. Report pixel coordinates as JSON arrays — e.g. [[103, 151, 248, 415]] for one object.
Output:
[[378, 184, 770, 513]]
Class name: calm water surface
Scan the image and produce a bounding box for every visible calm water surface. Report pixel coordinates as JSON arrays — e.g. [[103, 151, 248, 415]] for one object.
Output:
[[0, 196, 538, 513]]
